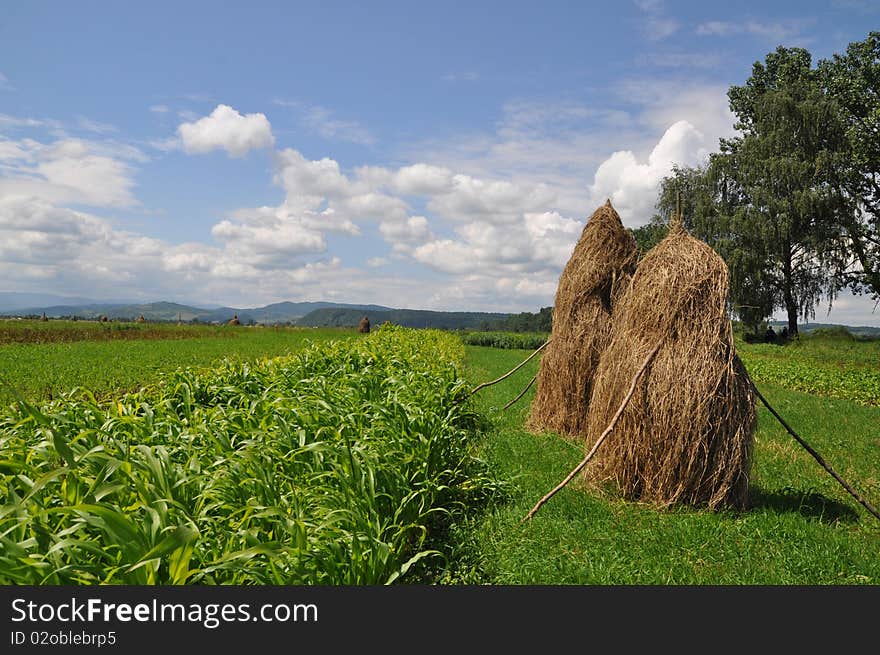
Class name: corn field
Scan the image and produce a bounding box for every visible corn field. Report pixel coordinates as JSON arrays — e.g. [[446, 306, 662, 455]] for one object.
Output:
[[0, 325, 499, 584]]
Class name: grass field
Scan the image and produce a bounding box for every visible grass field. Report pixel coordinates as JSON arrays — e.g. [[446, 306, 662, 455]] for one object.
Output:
[[0, 321, 352, 404], [456, 345, 879, 584], [1, 322, 877, 584]]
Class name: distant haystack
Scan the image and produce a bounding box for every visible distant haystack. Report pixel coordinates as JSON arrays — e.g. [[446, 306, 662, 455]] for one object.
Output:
[[358, 316, 371, 333], [40, 312, 49, 322], [228, 314, 241, 326], [584, 222, 755, 510], [136, 314, 146, 323], [527, 200, 638, 439], [100, 315, 109, 323]]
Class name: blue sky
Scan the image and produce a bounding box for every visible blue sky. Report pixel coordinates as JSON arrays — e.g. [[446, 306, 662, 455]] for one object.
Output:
[[1, 0, 879, 324]]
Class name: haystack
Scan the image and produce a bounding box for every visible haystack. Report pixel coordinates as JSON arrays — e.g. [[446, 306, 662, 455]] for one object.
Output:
[[527, 200, 638, 439], [228, 314, 240, 326], [358, 316, 371, 333], [136, 314, 146, 323], [584, 222, 755, 510]]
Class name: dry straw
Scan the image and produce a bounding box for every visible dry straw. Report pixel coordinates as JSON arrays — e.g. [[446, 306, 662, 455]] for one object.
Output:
[[358, 316, 371, 333], [527, 200, 638, 439], [584, 221, 755, 510]]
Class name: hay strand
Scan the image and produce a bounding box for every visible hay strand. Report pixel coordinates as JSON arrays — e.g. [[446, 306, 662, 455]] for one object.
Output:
[[523, 339, 663, 522], [584, 226, 755, 510], [750, 380, 880, 522], [527, 200, 638, 439]]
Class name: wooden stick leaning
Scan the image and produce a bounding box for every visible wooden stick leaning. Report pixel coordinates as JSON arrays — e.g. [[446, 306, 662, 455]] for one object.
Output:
[[749, 379, 880, 523], [468, 339, 550, 397], [522, 339, 663, 523], [503, 374, 537, 411]]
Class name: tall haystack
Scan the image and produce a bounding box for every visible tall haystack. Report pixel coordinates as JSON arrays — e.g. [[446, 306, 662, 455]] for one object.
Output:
[[584, 223, 755, 510], [527, 200, 638, 439], [228, 314, 240, 326], [358, 316, 371, 333]]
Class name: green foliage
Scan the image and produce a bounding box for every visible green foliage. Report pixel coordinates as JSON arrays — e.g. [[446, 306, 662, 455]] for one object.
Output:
[[714, 46, 851, 335], [0, 326, 501, 584], [478, 307, 553, 333], [738, 331, 880, 406], [628, 223, 668, 257], [819, 31, 880, 301], [459, 332, 548, 350]]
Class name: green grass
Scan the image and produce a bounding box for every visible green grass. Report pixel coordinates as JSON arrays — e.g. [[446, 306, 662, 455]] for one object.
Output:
[[0, 326, 499, 584], [450, 345, 880, 585], [0, 327, 352, 404]]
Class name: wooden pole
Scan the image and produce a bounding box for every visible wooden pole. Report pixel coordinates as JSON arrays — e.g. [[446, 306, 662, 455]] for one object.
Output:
[[468, 339, 550, 397], [503, 374, 537, 411], [750, 379, 880, 523], [522, 340, 663, 522]]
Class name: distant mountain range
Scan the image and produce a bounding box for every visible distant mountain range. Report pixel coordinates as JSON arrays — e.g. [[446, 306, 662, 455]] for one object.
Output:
[[0, 296, 512, 330], [3, 293, 875, 334], [0, 299, 394, 325], [296, 307, 512, 330]]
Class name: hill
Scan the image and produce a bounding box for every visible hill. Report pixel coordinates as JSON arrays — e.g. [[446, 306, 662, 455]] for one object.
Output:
[[296, 307, 511, 330], [1, 301, 392, 324]]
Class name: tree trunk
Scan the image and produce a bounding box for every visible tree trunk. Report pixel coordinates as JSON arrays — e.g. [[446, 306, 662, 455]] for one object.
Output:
[[782, 241, 799, 336]]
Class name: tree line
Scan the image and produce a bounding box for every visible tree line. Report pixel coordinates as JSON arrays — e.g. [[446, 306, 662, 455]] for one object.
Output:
[[632, 32, 880, 337]]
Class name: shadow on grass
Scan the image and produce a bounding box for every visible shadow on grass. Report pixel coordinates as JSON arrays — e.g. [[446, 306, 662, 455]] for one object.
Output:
[[750, 486, 860, 524]]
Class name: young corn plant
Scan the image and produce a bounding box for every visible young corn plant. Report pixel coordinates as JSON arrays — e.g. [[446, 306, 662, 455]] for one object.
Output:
[[0, 325, 501, 584]]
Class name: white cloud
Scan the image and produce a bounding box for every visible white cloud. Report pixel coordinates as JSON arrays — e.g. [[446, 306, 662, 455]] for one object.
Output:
[[633, 0, 679, 41], [392, 164, 454, 196], [379, 215, 432, 249], [178, 104, 275, 157], [0, 114, 47, 129], [0, 137, 138, 207], [695, 18, 814, 43], [149, 104, 170, 114], [588, 120, 710, 225], [366, 256, 389, 267], [427, 174, 556, 225]]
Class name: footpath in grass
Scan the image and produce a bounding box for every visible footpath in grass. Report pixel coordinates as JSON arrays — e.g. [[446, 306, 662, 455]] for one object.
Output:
[[457, 345, 880, 585], [0, 327, 351, 404]]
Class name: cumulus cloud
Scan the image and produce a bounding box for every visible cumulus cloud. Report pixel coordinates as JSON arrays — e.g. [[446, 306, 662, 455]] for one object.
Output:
[[178, 104, 274, 157], [588, 120, 710, 225], [0, 136, 138, 207]]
